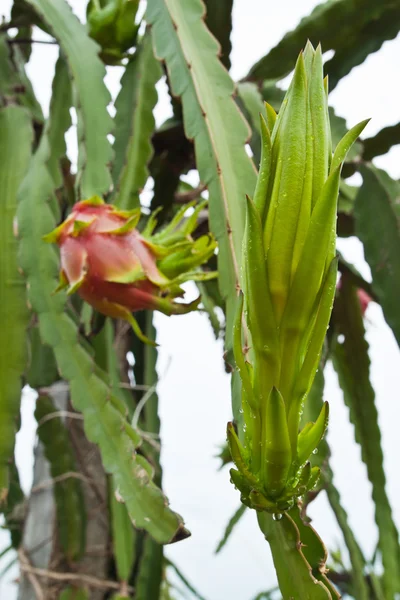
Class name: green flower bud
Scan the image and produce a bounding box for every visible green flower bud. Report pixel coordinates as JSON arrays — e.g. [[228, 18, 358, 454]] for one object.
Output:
[[87, 0, 139, 64], [229, 42, 369, 513]]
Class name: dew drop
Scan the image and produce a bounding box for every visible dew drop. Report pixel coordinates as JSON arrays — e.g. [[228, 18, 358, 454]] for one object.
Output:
[[312, 448, 318, 455], [272, 513, 283, 521]]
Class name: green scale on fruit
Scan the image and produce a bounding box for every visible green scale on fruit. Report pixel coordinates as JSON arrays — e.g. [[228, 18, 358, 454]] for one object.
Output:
[[228, 42, 369, 513]]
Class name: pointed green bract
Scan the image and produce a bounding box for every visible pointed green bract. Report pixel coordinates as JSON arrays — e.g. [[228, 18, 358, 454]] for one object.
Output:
[[261, 388, 291, 496], [296, 402, 329, 467], [230, 42, 368, 514], [253, 115, 271, 217]]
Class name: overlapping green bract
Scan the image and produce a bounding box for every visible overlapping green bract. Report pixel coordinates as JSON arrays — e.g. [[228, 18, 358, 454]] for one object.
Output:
[[229, 43, 368, 514]]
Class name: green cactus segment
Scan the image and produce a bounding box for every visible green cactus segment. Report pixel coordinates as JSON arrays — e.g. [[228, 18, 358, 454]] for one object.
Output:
[[113, 32, 162, 210], [232, 43, 367, 513], [304, 370, 369, 600], [257, 512, 332, 599], [215, 503, 247, 554], [26, 0, 113, 198], [17, 137, 190, 544], [355, 165, 400, 348], [3, 463, 25, 549], [203, 0, 233, 70], [27, 325, 60, 389], [323, 5, 400, 91], [362, 122, 400, 160], [147, 0, 257, 360], [289, 506, 340, 598], [46, 55, 72, 195], [35, 394, 86, 562], [110, 476, 136, 583], [332, 276, 400, 598], [0, 33, 44, 123], [134, 535, 163, 600], [245, 0, 399, 86], [0, 106, 32, 505]]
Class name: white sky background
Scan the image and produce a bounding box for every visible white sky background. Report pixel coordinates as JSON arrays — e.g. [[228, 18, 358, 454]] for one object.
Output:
[[1, 1, 400, 599]]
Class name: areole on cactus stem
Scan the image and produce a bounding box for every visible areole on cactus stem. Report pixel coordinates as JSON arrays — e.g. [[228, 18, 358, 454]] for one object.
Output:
[[228, 42, 369, 513], [43, 196, 217, 345]]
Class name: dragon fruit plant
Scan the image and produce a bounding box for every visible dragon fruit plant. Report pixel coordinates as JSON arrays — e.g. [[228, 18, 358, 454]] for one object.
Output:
[[3, 0, 400, 597], [228, 43, 368, 514], [43, 197, 216, 343]]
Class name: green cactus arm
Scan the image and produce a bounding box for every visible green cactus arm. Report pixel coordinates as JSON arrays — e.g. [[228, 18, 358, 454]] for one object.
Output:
[[257, 512, 332, 599], [112, 32, 162, 210], [324, 465, 370, 600], [203, 0, 233, 71], [215, 503, 247, 554], [25, 53, 74, 393], [0, 105, 32, 504], [132, 313, 165, 600], [17, 138, 189, 545], [26, 325, 60, 389], [164, 558, 207, 600], [289, 505, 340, 598], [110, 476, 136, 584], [92, 318, 132, 414], [362, 122, 400, 161], [332, 275, 400, 598], [45, 55, 72, 194], [303, 370, 370, 600], [35, 394, 86, 562], [134, 534, 163, 600], [26, 0, 113, 199], [147, 0, 257, 358], [2, 462, 25, 549], [355, 165, 400, 347], [323, 5, 400, 90], [245, 0, 398, 83], [0, 33, 44, 124]]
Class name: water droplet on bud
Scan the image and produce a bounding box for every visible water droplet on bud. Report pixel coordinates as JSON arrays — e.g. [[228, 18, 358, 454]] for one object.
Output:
[[312, 448, 318, 455], [272, 513, 283, 521]]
